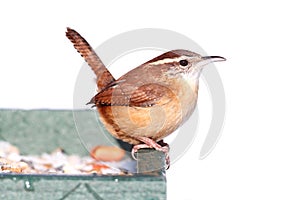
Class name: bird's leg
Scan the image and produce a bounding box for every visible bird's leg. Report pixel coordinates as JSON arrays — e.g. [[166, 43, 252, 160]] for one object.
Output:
[[157, 140, 170, 169], [157, 140, 170, 153], [131, 143, 151, 160], [131, 136, 170, 169]]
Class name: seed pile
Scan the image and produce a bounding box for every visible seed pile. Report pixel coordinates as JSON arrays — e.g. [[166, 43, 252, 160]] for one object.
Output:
[[0, 141, 129, 175]]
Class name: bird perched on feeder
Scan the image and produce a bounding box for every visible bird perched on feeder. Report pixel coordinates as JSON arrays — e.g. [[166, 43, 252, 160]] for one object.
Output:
[[66, 28, 226, 169]]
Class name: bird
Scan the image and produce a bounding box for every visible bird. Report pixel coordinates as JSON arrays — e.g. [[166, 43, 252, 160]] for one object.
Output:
[[66, 27, 226, 169]]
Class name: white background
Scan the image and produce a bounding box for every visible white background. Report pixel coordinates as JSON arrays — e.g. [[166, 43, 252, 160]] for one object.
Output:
[[1, 1, 300, 199]]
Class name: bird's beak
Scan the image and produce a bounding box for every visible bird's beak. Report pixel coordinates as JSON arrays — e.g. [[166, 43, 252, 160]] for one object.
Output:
[[199, 56, 226, 67], [202, 56, 226, 62]]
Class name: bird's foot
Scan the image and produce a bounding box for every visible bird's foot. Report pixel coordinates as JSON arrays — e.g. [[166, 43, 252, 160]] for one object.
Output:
[[131, 137, 170, 169]]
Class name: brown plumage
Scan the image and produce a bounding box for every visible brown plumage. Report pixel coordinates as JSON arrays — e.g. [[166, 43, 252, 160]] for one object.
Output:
[[66, 27, 115, 91], [66, 28, 226, 167]]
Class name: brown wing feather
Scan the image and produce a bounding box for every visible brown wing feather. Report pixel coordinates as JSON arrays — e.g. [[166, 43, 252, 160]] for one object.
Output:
[[66, 27, 115, 91], [129, 84, 168, 107], [91, 83, 173, 107]]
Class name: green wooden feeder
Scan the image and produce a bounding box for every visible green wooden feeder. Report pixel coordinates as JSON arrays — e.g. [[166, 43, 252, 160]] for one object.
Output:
[[0, 109, 166, 200]]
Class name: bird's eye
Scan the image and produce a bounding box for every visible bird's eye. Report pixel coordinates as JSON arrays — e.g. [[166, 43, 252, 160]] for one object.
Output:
[[179, 59, 188, 66]]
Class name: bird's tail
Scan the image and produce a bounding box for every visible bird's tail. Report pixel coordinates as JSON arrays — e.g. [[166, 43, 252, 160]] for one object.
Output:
[[66, 27, 115, 91]]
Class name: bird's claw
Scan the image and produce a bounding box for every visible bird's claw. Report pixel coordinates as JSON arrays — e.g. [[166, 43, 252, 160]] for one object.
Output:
[[131, 137, 170, 169]]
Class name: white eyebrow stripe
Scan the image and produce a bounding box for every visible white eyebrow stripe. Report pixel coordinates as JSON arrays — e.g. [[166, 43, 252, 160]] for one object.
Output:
[[149, 57, 183, 65]]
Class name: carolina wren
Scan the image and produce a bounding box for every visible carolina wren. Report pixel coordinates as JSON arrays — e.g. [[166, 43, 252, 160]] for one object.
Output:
[[66, 28, 226, 168]]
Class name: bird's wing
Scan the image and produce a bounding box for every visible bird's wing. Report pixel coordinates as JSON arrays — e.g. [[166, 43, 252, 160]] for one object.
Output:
[[90, 82, 174, 107]]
